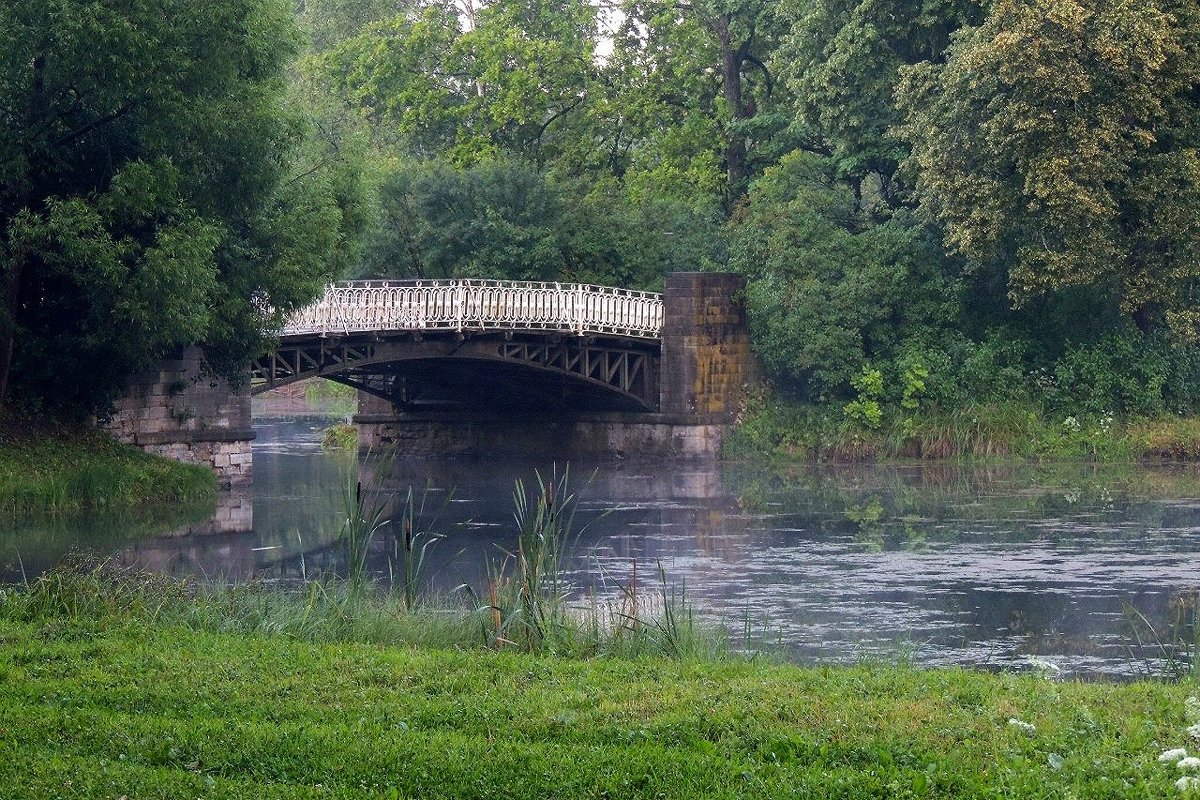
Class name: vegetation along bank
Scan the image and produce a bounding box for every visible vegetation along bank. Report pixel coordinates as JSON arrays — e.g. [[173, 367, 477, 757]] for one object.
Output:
[[2, 564, 1199, 800], [0, 420, 215, 516]]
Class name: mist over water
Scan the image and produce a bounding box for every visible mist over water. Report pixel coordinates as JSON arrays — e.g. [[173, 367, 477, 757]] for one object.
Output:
[[4, 416, 1199, 677]]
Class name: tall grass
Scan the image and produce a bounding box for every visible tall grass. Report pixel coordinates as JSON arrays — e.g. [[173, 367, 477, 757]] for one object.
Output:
[[727, 395, 1200, 462], [338, 475, 387, 587], [389, 483, 449, 610], [1123, 591, 1199, 680], [0, 427, 216, 516]]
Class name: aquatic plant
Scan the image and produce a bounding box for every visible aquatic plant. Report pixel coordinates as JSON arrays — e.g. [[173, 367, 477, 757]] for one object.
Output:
[[469, 466, 579, 652], [321, 423, 358, 450], [388, 483, 449, 610], [1122, 591, 1198, 680], [338, 476, 388, 587]]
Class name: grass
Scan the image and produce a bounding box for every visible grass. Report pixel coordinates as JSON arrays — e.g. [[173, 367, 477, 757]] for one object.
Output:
[[1, 567, 1197, 799], [0, 418, 217, 516], [322, 422, 359, 450], [727, 397, 1200, 463]]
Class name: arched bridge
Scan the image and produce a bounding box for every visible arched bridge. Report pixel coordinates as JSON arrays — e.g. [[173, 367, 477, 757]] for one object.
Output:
[[250, 280, 667, 412], [108, 273, 751, 483]]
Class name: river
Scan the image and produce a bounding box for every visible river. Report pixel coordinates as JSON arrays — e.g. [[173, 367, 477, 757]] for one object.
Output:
[[4, 415, 1199, 678]]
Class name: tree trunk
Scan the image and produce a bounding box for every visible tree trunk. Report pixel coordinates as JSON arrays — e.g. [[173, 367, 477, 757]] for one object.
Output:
[[0, 257, 23, 413], [716, 15, 749, 197]]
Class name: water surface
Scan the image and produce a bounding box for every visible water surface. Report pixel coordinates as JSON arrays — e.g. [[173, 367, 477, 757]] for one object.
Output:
[[4, 416, 1198, 677]]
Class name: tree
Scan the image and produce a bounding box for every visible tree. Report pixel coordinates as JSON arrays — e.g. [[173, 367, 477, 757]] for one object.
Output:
[[361, 158, 722, 288], [897, 0, 1200, 339], [777, 0, 981, 204], [730, 151, 959, 401], [321, 0, 598, 165], [607, 0, 786, 208], [0, 0, 359, 415]]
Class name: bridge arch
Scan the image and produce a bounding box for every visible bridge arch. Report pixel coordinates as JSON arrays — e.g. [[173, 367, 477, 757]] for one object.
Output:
[[251, 333, 659, 412]]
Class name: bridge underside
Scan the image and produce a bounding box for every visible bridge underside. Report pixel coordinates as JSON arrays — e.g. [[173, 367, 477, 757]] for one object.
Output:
[[250, 332, 659, 413]]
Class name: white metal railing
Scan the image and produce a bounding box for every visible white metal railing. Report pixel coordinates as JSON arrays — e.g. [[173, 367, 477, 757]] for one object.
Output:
[[281, 279, 664, 339]]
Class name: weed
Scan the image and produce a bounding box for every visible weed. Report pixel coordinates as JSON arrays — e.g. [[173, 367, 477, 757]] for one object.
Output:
[[1122, 590, 1198, 680], [321, 423, 358, 450]]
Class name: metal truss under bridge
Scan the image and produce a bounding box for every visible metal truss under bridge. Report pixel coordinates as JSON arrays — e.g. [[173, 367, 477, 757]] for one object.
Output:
[[250, 279, 664, 412]]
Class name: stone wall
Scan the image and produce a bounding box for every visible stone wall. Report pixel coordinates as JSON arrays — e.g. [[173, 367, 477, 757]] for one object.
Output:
[[660, 272, 754, 419], [104, 347, 255, 486], [355, 411, 727, 460]]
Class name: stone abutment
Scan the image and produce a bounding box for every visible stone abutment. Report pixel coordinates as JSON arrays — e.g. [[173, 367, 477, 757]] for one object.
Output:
[[104, 347, 254, 486]]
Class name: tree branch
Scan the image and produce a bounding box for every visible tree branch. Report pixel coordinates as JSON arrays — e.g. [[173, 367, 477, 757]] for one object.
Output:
[[51, 102, 135, 148]]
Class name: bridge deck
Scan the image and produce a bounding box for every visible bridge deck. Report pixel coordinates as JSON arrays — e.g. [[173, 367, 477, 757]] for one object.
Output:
[[282, 279, 664, 340]]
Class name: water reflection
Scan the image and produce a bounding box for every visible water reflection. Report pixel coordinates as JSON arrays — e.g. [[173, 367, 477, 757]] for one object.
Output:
[[2, 416, 1198, 677]]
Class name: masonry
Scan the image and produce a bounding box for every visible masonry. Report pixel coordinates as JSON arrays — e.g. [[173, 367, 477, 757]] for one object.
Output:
[[104, 347, 254, 486]]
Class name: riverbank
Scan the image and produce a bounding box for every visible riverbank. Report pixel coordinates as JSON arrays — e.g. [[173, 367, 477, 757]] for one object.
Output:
[[1, 573, 1197, 799], [0, 419, 216, 515], [726, 400, 1200, 462]]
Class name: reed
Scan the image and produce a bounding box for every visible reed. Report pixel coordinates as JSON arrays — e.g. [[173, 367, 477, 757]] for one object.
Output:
[[1123, 591, 1199, 681], [388, 483, 449, 610]]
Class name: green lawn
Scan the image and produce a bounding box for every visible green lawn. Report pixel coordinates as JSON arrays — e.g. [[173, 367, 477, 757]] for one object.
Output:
[[1, 608, 1196, 799]]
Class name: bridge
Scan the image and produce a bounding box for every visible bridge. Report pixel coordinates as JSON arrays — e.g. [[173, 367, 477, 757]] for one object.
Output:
[[248, 279, 666, 412], [105, 273, 753, 484]]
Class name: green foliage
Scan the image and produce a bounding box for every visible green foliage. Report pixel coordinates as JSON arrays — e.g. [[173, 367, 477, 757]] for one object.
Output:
[[843, 367, 884, 429], [320, 0, 598, 165], [1044, 330, 1200, 417], [898, 0, 1200, 339], [0, 0, 363, 416], [899, 355, 929, 412], [731, 151, 961, 402], [320, 422, 358, 450], [730, 0, 1200, 425], [779, 0, 981, 188], [362, 158, 721, 286]]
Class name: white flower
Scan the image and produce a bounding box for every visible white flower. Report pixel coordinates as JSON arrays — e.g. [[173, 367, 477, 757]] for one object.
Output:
[[1025, 657, 1062, 676], [1162, 749, 1190, 763], [1177, 775, 1200, 793], [1188, 697, 1200, 722], [1008, 718, 1036, 734], [1189, 723, 1200, 741], [1182, 757, 1200, 772]]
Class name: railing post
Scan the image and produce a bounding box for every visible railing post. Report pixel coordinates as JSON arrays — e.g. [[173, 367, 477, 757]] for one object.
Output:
[[323, 284, 335, 336], [574, 284, 584, 335], [454, 280, 464, 332]]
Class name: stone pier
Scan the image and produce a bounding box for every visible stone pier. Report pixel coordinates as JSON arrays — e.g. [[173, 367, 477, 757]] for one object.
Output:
[[104, 347, 255, 486], [659, 271, 754, 418]]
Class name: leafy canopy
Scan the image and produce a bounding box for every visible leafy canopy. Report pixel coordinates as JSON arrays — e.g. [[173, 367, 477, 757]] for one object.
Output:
[[0, 0, 361, 414], [898, 0, 1200, 339]]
